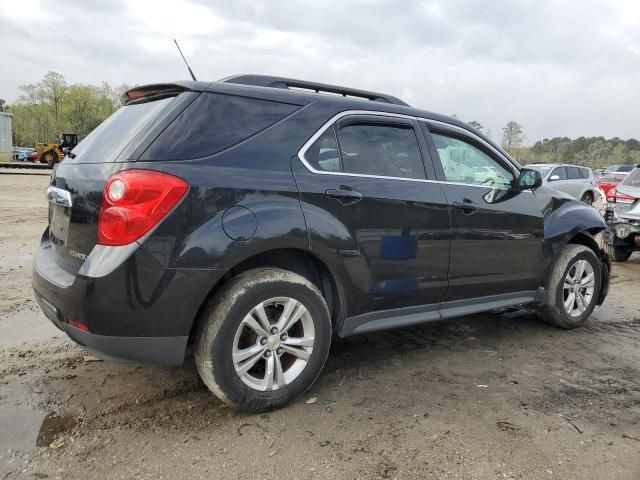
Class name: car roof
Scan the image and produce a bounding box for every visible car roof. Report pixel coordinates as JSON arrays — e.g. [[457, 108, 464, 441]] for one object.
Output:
[[126, 75, 516, 166]]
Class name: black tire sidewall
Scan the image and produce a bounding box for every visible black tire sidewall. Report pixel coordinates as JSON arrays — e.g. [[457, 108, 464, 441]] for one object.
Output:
[[552, 248, 601, 325], [210, 279, 331, 412]]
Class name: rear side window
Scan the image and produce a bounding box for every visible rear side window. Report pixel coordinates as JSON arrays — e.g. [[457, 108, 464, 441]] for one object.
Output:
[[566, 166, 582, 179], [337, 123, 426, 179], [579, 167, 591, 179], [143, 93, 299, 160], [305, 122, 426, 180]]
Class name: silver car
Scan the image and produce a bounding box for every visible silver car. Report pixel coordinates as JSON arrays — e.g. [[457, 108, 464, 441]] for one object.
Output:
[[528, 164, 600, 205]]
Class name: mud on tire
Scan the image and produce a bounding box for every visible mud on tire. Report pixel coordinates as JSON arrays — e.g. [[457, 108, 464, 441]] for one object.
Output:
[[194, 268, 332, 412], [537, 244, 602, 329]]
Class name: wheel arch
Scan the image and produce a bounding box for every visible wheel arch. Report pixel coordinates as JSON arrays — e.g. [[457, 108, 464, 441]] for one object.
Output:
[[187, 247, 346, 346]]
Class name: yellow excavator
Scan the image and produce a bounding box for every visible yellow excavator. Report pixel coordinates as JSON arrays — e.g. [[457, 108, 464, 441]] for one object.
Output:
[[34, 133, 78, 164]]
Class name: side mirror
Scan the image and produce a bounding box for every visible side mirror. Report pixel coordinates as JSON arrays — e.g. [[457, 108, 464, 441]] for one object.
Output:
[[549, 174, 560, 181], [515, 168, 542, 191]]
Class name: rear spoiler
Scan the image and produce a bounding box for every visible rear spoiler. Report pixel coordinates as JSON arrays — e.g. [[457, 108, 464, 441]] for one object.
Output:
[[121, 81, 211, 105]]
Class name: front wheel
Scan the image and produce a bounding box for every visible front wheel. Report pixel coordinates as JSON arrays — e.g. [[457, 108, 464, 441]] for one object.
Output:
[[538, 244, 602, 329], [195, 268, 332, 412]]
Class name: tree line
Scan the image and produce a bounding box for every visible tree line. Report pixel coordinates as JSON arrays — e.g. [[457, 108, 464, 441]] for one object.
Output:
[[468, 119, 640, 168], [2, 71, 131, 147], [2, 72, 638, 169]]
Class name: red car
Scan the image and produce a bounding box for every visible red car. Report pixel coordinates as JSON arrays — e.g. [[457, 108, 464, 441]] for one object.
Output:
[[598, 173, 628, 198], [26, 151, 39, 162]]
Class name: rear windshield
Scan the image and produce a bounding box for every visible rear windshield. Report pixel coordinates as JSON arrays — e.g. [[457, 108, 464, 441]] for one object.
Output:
[[620, 168, 640, 187], [141, 93, 300, 161], [66, 96, 175, 163]]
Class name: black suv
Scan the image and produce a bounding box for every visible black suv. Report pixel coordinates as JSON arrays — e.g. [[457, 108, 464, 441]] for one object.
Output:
[[33, 75, 610, 411]]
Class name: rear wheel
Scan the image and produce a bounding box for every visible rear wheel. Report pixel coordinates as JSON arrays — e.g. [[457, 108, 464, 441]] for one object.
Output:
[[581, 191, 594, 205], [538, 244, 602, 329], [195, 268, 331, 412]]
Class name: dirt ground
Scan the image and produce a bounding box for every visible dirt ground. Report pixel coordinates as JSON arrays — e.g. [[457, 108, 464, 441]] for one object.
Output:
[[0, 172, 639, 480]]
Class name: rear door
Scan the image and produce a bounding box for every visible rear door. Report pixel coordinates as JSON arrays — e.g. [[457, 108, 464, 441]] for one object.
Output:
[[565, 166, 585, 197], [293, 113, 450, 316], [420, 121, 545, 301]]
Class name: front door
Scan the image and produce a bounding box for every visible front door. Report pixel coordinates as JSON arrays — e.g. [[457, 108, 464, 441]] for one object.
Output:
[[293, 114, 451, 318], [421, 122, 545, 301]]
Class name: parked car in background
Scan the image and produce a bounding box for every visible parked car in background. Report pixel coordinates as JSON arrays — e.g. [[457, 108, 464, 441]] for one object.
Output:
[[33, 75, 611, 412], [598, 172, 628, 199], [12, 147, 35, 161], [26, 151, 38, 162], [598, 164, 634, 179], [527, 163, 600, 204], [604, 165, 640, 261]]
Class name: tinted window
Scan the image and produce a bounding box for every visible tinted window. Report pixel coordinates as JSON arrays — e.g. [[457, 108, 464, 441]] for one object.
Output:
[[566, 166, 582, 179], [618, 165, 634, 173], [550, 167, 566, 180], [620, 168, 640, 186], [336, 123, 426, 179], [69, 96, 174, 163], [431, 132, 514, 187], [306, 127, 341, 172], [144, 93, 299, 160]]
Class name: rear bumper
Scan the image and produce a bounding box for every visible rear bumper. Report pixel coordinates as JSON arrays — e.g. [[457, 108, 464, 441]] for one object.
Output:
[[34, 292, 187, 365], [32, 233, 225, 366]]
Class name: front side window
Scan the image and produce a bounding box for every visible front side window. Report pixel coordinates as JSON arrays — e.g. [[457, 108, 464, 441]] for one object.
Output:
[[430, 132, 514, 187], [550, 167, 567, 180]]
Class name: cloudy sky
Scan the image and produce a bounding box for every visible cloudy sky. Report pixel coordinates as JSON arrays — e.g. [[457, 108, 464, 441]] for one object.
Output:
[[1, 0, 638, 143]]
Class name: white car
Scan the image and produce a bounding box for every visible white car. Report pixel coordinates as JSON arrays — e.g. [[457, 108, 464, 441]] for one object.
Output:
[[528, 164, 600, 205]]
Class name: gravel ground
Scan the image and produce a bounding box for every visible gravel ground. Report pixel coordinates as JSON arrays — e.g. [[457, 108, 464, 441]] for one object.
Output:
[[1, 173, 639, 480]]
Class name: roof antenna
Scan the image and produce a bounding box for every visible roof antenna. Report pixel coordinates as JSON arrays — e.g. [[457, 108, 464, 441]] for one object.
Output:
[[173, 38, 197, 81]]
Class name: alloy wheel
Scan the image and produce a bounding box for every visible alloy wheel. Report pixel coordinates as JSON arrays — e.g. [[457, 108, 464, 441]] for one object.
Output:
[[232, 297, 315, 391], [562, 259, 596, 317]]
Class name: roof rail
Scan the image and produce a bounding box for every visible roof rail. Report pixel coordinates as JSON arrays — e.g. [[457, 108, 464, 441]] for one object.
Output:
[[219, 74, 410, 107]]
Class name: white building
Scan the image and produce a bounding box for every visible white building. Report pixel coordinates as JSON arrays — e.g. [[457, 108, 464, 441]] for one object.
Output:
[[0, 112, 12, 162]]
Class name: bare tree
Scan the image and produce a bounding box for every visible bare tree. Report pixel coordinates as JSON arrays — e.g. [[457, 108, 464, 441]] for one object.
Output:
[[501, 121, 524, 153], [468, 120, 484, 132]]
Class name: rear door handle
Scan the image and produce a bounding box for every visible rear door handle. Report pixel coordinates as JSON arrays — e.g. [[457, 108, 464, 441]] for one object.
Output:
[[452, 200, 479, 214], [325, 187, 363, 205]]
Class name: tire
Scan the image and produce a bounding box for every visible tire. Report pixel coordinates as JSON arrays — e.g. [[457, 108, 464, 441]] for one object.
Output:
[[609, 245, 632, 262], [538, 244, 602, 329], [40, 150, 58, 164], [195, 268, 332, 412], [581, 191, 594, 205]]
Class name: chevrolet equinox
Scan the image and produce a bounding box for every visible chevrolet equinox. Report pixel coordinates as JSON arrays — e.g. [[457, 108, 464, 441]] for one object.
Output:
[[33, 75, 611, 411]]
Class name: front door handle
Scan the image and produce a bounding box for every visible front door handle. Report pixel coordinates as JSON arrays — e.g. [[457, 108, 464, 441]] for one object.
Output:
[[325, 187, 363, 205], [453, 200, 479, 215]]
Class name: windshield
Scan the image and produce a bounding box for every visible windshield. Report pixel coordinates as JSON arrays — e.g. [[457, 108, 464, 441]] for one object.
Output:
[[617, 165, 634, 173]]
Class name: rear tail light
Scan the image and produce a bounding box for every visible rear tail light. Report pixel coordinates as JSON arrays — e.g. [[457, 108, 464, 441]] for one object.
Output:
[[98, 170, 189, 246]]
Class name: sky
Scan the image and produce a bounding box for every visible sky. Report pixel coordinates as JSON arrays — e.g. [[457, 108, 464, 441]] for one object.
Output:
[[1, 0, 639, 144]]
